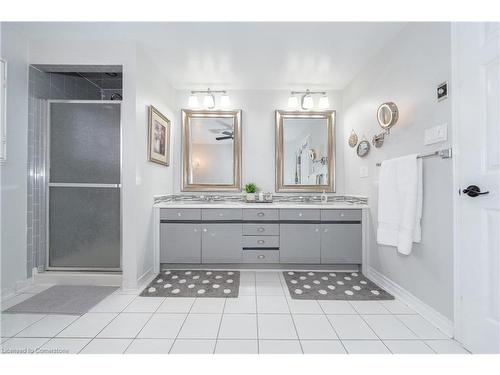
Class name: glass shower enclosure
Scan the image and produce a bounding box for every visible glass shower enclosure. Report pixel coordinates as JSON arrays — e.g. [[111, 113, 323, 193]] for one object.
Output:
[[47, 101, 121, 270]]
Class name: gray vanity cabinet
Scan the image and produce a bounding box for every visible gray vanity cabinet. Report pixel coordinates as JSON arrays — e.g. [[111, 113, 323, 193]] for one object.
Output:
[[320, 224, 362, 263], [160, 223, 202, 263], [202, 224, 242, 263], [280, 224, 321, 263]]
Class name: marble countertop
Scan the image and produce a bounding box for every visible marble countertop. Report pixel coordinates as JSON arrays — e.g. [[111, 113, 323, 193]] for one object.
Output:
[[153, 201, 368, 209]]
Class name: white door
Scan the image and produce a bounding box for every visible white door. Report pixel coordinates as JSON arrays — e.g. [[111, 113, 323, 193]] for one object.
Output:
[[454, 22, 500, 353]]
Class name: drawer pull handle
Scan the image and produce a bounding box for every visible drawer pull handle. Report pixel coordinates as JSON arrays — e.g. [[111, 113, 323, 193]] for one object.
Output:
[[324, 228, 328, 232], [203, 228, 207, 232], [315, 228, 319, 232], [257, 240, 265, 244], [340, 212, 345, 217], [257, 227, 265, 232], [177, 212, 182, 217], [218, 213, 223, 217], [258, 255, 265, 259], [257, 212, 265, 217], [299, 212, 303, 217], [194, 228, 198, 232]]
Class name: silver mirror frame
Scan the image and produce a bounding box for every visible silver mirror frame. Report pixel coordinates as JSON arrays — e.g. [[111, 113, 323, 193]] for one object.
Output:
[[275, 110, 335, 193], [181, 109, 242, 192], [376, 102, 399, 130]]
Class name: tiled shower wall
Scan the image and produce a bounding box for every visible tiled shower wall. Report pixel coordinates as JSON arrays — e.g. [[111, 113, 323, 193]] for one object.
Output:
[[26, 67, 108, 276]]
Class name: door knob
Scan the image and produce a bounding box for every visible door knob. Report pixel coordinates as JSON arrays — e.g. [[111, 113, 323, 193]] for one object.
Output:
[[462, 185, 490, 197]]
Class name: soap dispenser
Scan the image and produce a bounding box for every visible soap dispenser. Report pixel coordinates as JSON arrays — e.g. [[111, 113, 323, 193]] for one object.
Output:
[[321, 190, 328, 203]]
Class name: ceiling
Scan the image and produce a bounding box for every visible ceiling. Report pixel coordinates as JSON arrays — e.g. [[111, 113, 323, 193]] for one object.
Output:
[[15, 22, 407, 90]]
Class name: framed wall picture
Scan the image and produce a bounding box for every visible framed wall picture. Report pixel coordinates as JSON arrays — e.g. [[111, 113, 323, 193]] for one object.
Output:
[[148, 105, 170, 166]]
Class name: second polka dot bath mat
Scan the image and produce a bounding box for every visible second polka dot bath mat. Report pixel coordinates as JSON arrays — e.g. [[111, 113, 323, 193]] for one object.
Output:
[[283, 271, 394, 300], [140, 270, 240, 298]]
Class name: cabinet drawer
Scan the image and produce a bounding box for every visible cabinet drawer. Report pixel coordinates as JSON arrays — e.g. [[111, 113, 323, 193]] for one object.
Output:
[[202, 208, 242, 221], [160, 208, 201, 221], [280, 209, 320, 221], [321, 209, 361, 222], [243, 223, 279, 236], [243, 209, 279, 221], [243, 235, 279, 249], [242, 249, 280, 263]]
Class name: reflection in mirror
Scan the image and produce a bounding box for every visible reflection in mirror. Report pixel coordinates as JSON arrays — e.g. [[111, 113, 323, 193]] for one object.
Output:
[[189, 117, 234, 184], [283, 118, 329, 185], [276, 110, 335, 192], [182, 110, 241, 191]]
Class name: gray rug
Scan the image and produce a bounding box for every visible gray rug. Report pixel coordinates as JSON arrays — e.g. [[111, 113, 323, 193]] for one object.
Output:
[[283, 271, 394, 300], [5, 285, 118, 315], [141, 270, 240, 298]]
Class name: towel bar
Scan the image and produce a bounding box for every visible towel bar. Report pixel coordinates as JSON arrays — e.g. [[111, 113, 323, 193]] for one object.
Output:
[[375, 148, 452, 166]]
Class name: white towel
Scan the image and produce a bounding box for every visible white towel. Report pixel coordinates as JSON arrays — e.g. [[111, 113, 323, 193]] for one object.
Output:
[[377, 154, 423, 255]]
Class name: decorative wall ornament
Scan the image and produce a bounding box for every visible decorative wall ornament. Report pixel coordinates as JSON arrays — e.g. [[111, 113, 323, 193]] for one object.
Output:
[[357, 136, 371, 158], [348, 129, 358, 148]]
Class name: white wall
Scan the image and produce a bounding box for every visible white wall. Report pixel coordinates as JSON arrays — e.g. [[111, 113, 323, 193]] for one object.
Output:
[[0, 24, 29, 295], [135, 48, 175, 280], [173, 89, 344, 194], [343, 23, 454, 320]]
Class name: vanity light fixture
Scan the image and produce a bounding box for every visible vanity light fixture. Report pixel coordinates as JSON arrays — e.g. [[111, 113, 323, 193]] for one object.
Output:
[[288, 89, 329, 110], [318, 94, 330, 109], [188, 88, 229, 110], [188, 94, 200, 108]]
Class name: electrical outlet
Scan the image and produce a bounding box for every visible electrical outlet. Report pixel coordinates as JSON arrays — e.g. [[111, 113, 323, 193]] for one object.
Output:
[[424, 123, 448, 145]]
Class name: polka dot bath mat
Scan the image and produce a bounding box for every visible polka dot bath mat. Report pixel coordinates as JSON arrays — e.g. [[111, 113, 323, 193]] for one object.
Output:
[[283, 271, 394, 300], [140, 270, 240, 298]]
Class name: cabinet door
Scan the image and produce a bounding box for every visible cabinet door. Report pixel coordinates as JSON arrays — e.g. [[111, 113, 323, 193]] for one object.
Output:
[[160, 223, 201, 263], [202, 224, 242, 263], [280, 224, 321, 263], [321, 223, 362, 264]]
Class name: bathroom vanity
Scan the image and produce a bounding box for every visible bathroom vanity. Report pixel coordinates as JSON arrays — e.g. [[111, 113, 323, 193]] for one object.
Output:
[[153, 200, 369, 273]]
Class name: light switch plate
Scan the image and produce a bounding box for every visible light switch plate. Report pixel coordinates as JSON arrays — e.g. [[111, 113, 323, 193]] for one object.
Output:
[[359, 166, 369, 178], [424, 123, 447, 145]]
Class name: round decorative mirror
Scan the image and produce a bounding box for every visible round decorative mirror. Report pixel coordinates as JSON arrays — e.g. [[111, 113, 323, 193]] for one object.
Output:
[[357, 139, 370, 157], [377, 102, 398, 129]]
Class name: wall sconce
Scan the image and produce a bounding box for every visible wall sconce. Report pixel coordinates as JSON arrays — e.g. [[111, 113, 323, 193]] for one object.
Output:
[[287, 89, 330, 110], [188, 88, 230, 110]]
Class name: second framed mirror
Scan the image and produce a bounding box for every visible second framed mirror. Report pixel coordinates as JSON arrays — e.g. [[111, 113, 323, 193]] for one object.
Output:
[[275, 110, 335, 192]]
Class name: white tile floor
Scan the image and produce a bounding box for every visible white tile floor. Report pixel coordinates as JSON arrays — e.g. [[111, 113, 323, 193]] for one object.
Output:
[[0, 271, 469, 354]]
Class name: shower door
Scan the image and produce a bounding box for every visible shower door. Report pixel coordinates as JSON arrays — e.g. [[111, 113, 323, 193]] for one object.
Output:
[[47, 101, 121, 270]]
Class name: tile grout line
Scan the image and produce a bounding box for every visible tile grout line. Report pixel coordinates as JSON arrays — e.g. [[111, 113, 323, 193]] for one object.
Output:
[[279, 271, 303, 354], [390, 314, 438, 353], [213, 297, 228, 353], [318, 300, 348, 354], [76, 296, 145, 354], [168, 295, 197, 354], [254, 272, 259, 354], [5, 313, 48, 340], [122, 297, 166, 354], [356, 313, 393, 354]]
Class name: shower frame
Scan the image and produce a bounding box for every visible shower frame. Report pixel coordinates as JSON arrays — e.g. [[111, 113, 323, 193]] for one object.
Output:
[[44, 99, 123, 272]]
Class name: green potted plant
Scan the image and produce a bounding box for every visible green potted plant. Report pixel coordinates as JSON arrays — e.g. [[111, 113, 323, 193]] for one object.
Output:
[[244, 182, 257, 202]]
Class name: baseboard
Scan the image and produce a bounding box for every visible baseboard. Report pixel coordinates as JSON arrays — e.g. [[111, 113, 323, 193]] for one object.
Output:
[[367, 266, 454, 337], [138, 266, 155, 285], [33, 271, 122, 286]]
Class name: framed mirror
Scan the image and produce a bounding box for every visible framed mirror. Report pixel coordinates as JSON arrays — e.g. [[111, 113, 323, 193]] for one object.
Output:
[[182, 109, 242, 191], [275, 110, 335, 192]]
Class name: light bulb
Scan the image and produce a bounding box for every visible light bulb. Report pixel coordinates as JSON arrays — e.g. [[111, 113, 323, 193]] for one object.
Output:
[[318, 95, 329, 109], [288, 95, 299, 109], [188, 94, 199, 108], [220, 94, 230, 108], [203, 93, 215, 109], [302, 94, 314, 110]]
